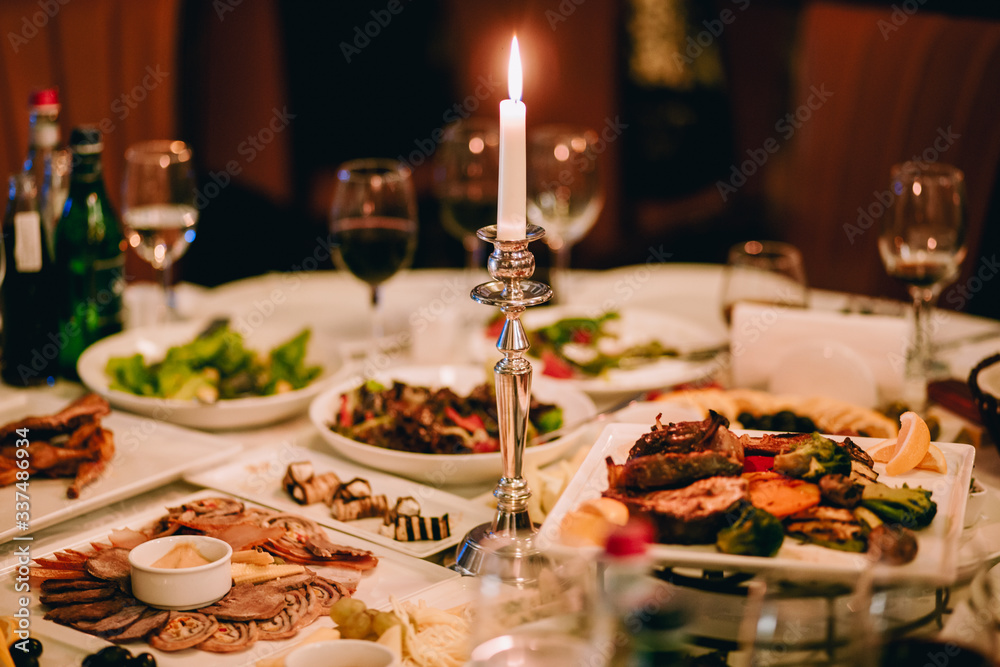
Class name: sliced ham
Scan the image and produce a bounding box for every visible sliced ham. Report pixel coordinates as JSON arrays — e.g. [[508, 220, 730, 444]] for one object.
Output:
[[198, 621, 259, 653], [148, 612, 220, 652], [108, 527, 149, 550], [39, 578, 106, 593]]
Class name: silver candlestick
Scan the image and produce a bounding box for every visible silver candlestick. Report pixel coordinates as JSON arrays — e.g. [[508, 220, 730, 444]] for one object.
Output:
[[452, 223, 552, 581]]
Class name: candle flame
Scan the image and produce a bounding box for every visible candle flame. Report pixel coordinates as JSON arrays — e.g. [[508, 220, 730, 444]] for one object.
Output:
[[508, 35, 522, 102]]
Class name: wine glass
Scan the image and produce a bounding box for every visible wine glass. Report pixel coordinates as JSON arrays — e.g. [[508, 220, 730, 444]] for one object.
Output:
[[121, 140, 198, 322], [879, 161, 967, 387], [434, 118, 499, 274], [527, 124, 604, 296], [720, 240, 809, 325], [329, 159, 418, 348], [469, 548, 602, 667]]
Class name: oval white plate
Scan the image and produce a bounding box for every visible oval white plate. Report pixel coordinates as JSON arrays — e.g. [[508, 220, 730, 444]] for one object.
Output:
[[78, 320, 345, 430], [309, 364, 596, 484], [512, 306, 724, 397]]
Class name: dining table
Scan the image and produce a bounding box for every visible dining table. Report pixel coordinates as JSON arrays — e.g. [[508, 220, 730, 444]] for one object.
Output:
[[2, 262, 1000, 666]]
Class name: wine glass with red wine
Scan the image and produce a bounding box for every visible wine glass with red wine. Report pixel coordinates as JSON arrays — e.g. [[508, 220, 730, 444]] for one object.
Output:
[[330, 159, 418, 349], [878, 161, 967, 382]]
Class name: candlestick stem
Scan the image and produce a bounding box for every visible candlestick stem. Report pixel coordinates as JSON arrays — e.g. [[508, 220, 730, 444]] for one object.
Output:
[[452, 224, 552, 582]]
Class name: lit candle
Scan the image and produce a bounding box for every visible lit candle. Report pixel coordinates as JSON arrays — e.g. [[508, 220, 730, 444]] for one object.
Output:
[[496, 35, 526, 241]]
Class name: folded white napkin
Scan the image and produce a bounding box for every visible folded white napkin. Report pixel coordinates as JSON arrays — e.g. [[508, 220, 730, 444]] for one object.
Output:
[[729, 303, 909, 408]]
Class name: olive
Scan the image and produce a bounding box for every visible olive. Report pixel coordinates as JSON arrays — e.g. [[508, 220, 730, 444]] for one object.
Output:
[[772, 410, 799, 432], [795, 416, 818, 433], [83, 646, 132, 667], [129, 653, 157, 667], [755, 414, 773, 431], [737, 411, 756, 428], [10, 637, 43, 664]]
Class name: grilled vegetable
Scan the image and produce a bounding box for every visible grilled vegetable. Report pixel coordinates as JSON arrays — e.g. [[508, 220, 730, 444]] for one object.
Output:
[[867, 523, 918, 565], [860, 482, 937, 529], [818, 473, 863, 508], [746, 472, 821, 519], [715, 503, 784, 557], [784, 507, 865, 552], [772, 434, 852, 482]]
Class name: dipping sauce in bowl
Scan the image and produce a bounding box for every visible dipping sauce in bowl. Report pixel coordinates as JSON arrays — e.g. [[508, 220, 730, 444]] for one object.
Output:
[[129, 536, 233, 610]]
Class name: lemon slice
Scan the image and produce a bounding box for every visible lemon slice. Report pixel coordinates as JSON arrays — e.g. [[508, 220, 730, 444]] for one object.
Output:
[[868, 438, 898, 463], [885, 411, 932, 476]]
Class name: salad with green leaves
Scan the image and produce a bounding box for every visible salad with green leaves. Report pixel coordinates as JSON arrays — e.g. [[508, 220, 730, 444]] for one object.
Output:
[[527, 312, 680, 378], [105, 323, 322, 403]]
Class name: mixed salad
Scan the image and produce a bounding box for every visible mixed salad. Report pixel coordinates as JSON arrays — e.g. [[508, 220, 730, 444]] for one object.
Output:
[[330, 380, 563, 455], [526, 312, 680, 378], [105, 322, 322, 402]]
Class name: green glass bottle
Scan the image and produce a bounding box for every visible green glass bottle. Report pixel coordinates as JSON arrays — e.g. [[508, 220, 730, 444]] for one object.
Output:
[[54, 126, 125, 379]]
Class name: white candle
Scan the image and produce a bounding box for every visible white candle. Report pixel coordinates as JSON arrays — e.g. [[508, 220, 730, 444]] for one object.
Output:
[[497, 35, 526, 241]]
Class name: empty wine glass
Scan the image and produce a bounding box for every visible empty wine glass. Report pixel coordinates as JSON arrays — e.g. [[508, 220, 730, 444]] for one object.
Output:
[[121, 140, 198, 322], [469, 548, 602, 667], [879, 162, 967, 387], [527, 125, 604, 296], [720, 240, 808, 325], [330, 159, 418, 349], [434, 118, 499, 274]]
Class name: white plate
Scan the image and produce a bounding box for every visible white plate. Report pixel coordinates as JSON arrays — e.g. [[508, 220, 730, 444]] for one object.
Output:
[[539, 423, 976, 585], [516, 306, 725, 397], [77, 319, 346, 430], [0, 393, 242, 543], [309, 365, 596, 484], [185, 444, 494, 558], [0, 490, 458, 667]]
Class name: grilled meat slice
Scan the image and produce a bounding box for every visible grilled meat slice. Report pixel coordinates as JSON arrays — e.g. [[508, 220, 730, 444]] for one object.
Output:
[[841, 437, 874, 468], [110, 609, 170, 643], [44, 597, 130, 623], [743, 432, 815, 456], [198, 583, 287, 621], [73, 605, 149, 637], [606, 476, 748, 544], [785, 507, 864, 552], [607, 449, 743, 492], [84, 547, 131, 588], [628, 411, 735, 459], [40, 585, 117, 606], [0, 393, 110, 442]]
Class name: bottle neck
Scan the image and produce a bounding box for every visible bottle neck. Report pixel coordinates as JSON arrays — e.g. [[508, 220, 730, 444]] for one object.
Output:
[[28, 113, 60, 151], [69, 152, 104, 185]]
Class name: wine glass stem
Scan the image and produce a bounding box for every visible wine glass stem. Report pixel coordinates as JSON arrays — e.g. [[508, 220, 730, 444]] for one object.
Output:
[[553, 243, 571, 301], [370, 284, 384, 341], [161, 256, 177, 321], [907, 287, 935, 379]]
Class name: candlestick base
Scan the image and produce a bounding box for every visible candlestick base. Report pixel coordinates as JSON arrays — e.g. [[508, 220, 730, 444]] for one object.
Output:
[[452, 224, 552, 583]]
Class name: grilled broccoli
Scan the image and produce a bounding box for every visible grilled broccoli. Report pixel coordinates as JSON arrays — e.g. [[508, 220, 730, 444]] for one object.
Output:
[[860, 482, 937, 529], [716, 503, 784, 557], [771, 434, 852, 482]]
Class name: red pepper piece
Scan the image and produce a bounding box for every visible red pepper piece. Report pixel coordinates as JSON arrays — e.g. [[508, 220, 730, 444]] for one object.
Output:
[[445, 405, 486, 433], [338, 394, 352, 428], [540, 349, 575, 379], [743, 455, 774, 473]]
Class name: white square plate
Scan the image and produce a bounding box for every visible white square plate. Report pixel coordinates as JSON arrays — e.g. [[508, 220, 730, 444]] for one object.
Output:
[[0, 489, 458, 666], [0, 392, 243, 543], [539, 424, 975, 585], [185, 444, 494, 558]]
